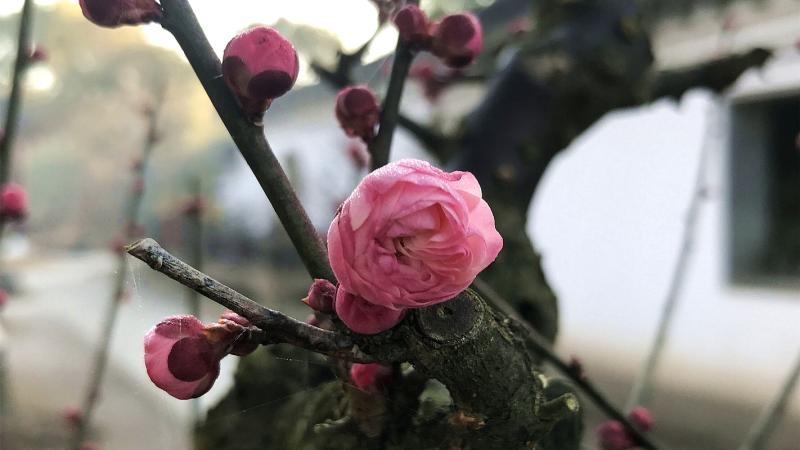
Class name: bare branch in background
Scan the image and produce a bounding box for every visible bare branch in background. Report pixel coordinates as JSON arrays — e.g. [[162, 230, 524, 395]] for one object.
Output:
[[737, 352, 800, 450], [126, 238, 375, 364], [71, 98, 162, 450], [472, 277, 662, 450]]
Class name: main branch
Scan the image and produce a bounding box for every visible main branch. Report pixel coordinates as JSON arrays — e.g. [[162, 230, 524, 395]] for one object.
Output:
[[159, 0, 333, 282]]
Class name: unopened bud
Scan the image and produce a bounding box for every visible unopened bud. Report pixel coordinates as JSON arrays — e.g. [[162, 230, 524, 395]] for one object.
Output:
[[335, 85, 380, 142], [222, 26, 299, 124], [335, 289, 404, 335], [431, 13, 483, 68], [28, 45, 48, 63], [302, 279, 336, 313], [393, 5, 432, 49], [349, 363, 393, 393], [0, 182, 28, 221], [596, 420, 635, 450], [0, 289, 8, 309], [79, 0, 162, 28], [62, 406, 84, 427], [628, 406, 654, 431]]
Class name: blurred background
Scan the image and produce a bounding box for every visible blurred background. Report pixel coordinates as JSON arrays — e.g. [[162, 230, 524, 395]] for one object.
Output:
[[0, 0, 798, 449]]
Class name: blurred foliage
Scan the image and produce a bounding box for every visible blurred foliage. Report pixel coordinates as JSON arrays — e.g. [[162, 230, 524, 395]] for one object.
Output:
[[0, 3, 231, 249]]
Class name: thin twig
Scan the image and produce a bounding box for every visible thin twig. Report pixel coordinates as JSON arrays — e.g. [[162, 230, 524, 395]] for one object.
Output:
[[367, 0, 419, 170], [0, 1, 34, 441], [626, 103, 713, 410], [737, 351, 800, 450], [71, 101, 161, 450], [126, 238, 374, 364], [472, 277, 662, 450], [159, 0, 333, 282]]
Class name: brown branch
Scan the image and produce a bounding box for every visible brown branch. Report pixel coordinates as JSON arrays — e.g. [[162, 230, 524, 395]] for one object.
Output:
[[159, 0, 334, 282], [126, 238, 374, 363], [72, 100, 161, 450], [472, 277, 662, 450]]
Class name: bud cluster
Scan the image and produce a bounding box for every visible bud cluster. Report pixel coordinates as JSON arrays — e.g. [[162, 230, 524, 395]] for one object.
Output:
[[393, 6, 483, 69]]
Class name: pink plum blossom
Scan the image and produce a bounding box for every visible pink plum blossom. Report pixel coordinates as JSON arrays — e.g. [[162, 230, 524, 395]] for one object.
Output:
[[222, 26, 299, 123], [628, 406, 654, 431], [0, 182, 28, 220], [335, 85, 380, 142], [350, 363, 393, 393], [431, 13, 483, 68], [79, 0, 162, 28], [335, 289, 405, 335], [327, 159, 502, 319]]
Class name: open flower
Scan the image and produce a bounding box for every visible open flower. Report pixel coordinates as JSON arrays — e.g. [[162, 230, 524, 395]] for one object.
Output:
[[327, 159, 502, 321], [222, 26, 299, 123], [144, 313, 259, 399], [79, 0, 162, 28]]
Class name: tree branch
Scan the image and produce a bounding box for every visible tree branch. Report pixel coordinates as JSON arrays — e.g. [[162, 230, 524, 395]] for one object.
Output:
[[737, 351, 800, 450], [472, 277, 662, 450], [126, 238, 374, 363], [159, 0, 333, 282]]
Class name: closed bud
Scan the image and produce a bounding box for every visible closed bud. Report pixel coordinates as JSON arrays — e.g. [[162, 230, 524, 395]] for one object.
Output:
[[0, 289, 8, 309], [431, 13, 483, 68], [79, 0, 162, 28], [349, 363, 393, 393], [596, 421, 635, 450], [222, 26, 299, 124], [62, 406, 84, 427], [335, 289, 404, 335], [335, 85, 380, 142], [28, 45, 48, 63], [628, 406, 654, 431], [215, 311, 259, 356], [393, 5, 432, 49], [302, 279, 336, 313], [0, 182, 28, 221], [144, 315, 221, 400]]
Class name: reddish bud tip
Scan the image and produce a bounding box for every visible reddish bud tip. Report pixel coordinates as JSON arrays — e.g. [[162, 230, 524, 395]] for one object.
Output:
[[0, 182, 28, 221], [393, 5, 432, 48], [79, 0, 162, 28], [345, 140, 370, 170], [628, 406, 654, 432], [431, 13, 483, 68], [215, 311, 259, 356], [350, 363, 393, 393], [596, 421, 635, 450], [222, 26, 299, 124], [0, 289, 8, 309], [302, 279, 336, 313], [144, 315, 221, 400], [62, 406, 84, 427], [334, 289, 404, 335], [28, 45, 48, 63], [335, 85, 380, 142]]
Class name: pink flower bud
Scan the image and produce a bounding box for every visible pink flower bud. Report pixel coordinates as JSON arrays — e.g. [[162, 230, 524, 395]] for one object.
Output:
[[335, 85, 380, 142], [305, 313, 321, 328], [431, 13, 483, 68], [144, 315, 221, 400], [0, 182, 28, 220], [393, 5, 432, 48], [596, 421, 635, 450], [62, 406, 84, 427], [222, 26, 299, 124], [302, 279, 336, 313], [79, 0, 162, 28], [628, 406, 654, 432], [335, 289, 405, 335], [0, 289, 8, 309], [349, 363, 393, 393]]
